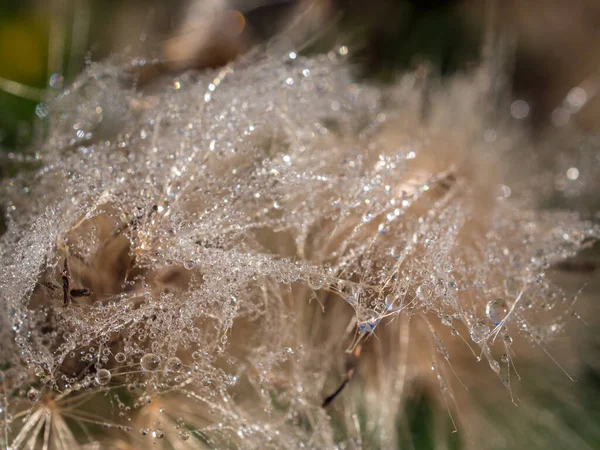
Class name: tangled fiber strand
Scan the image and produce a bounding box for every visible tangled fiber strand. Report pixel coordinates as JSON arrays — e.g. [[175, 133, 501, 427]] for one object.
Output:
[[0, 50, 599, 449]]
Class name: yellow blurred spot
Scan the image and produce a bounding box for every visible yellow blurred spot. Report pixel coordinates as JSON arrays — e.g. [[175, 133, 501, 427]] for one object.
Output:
[[0, 17, 47, 85]]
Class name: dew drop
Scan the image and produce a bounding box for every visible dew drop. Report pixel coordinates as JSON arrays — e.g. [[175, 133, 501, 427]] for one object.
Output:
[[485, 298, 508, 325], [489, 359, 501, 373], [357, 310, 380, 333], [470, 322, 489, 343], [27, 387, 40, 402], [35, 103, 49, 118], [179, 430, 190, 441], [384, 293, 398, 311], [358, 320, 379, 333], [115, 352, 127, 364], [416, 283, 432, 300], [49, 73, 64, 89], [308, 276, 324, 290], [440, 315, 453, 327], [152, 429, 165, 439], [166, 357, 182, 372], [95, 369, 112, 385], [140, 353, 161, 371]]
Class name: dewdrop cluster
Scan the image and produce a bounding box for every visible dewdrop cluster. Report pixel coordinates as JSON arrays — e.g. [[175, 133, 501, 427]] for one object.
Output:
[[0, 50, 598, 449]]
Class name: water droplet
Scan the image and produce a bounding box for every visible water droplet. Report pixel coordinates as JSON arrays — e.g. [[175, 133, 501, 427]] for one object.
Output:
[[384, 293, 398, 311], [434, 282, 447, 297], [140, 353, 161, 371], [470, 322, 489, 343], [27, 387, 40, 402], [95, 369, 111, 385], [489, 359, 501, 373], [504, 335, 513, 345], [358, 309, 380, 333], [416, 283, 432, 300], [485, 299, 508, 325], [308, 276, 324, 290], [501, 354, 509, 363], [440, 315, 453, 327], [167, 357, 182, 372], [152, 429, 164, 439], [49, 73, 64, 89], [179, 431, 190, 441], [358, 320, 379, 333], [35, 103, 49, 118], [115, 352, 127, 364]]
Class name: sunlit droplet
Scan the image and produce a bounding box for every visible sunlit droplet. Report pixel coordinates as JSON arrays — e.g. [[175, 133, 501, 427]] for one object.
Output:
[[167, 356, 182, 372], [95, 369, 112, 385], [140, 353, 161, 371], [416, 283, 432, 300], [470, 322, 489, 343], [152, 429, 164, 439], [35, 103, 49, 118], [485, 298, 508, 325], [27, 387, 40, 402], [179, 431, 190, 441], [49, 73, 64, 89]]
